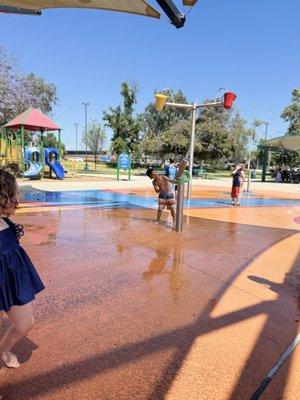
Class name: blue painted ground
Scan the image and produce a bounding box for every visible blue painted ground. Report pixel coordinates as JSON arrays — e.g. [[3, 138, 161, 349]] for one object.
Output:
[[20, 189, 300, 209]]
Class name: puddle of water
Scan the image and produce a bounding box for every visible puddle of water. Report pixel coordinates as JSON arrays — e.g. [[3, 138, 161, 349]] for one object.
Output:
[[20, 188, 300, 209]]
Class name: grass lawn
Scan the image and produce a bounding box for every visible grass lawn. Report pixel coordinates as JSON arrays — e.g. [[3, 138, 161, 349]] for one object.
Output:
[[62, 160, 144, 176], [61, 161, 262, 181], [203, 169, 262, 180]]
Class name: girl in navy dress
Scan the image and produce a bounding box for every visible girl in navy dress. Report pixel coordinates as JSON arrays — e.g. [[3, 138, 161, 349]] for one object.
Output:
[[0, 168, 44, 369]]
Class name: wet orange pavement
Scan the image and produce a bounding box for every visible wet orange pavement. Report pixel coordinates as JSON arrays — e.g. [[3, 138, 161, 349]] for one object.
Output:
[[109, 185, 300, 200], [0, 185, 299, 400]]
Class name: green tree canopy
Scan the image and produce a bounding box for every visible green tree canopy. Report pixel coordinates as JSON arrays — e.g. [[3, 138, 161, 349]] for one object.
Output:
[[281, 88, 300, 135], [35, 132, 65, 156], [139, 89, 190, 159], [140, 92, 251, 165], [103, 81, 140, 156], [82, 121, 106, 169], [110, 137, 127, 156], [140, 90, 190, 136], [195, 105, 251, 164], [40, 132, 58, 148]]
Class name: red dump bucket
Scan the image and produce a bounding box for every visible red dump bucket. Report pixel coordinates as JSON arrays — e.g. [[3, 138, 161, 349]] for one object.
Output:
[[223, 92, 237, 109]]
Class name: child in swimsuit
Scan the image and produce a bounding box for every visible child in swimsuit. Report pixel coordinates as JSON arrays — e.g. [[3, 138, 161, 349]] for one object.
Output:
[[146, 168, 176, 226], [231, 163, 245, 205], [0, 168, 44, 370]]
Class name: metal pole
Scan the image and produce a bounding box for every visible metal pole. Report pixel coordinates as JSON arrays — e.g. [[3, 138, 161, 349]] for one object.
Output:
[[58, 130, 61, 162], [246, 135, 252, 193], [40, 132, 44, 178], [262, 148, 268, 182], [187, 104, 196, 200], [74, 123, 79, 157], [175, 176, 185, 232], [20, 125, 25, 171], [246, 153, 251, 192], [264, 122, 269, 141], [82, 102, 89, 171], [165, 101, 222, 109], [264, 122, 270, 171]]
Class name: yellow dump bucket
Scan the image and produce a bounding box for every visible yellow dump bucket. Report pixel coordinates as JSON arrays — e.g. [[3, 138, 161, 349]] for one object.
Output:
[[155, 93, 167, 111]]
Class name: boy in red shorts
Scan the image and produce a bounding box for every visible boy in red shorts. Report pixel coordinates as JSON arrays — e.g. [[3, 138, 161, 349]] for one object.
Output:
[[231, 163, 245, 205]]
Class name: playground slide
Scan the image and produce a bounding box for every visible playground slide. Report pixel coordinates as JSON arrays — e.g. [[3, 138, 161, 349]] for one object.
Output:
[[48, 160, 65, 179], [23, 161, 43, 179]]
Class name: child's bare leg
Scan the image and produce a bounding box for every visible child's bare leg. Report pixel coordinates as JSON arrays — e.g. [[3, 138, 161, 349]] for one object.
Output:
[[0, 303, 34, 368], [157, 200, 164, 222], [157, 208, 163, 221], [170, 207, 176, 224]]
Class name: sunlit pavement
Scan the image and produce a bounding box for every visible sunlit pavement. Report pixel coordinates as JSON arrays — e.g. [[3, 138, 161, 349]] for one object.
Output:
[[1, 178, 299, 400]]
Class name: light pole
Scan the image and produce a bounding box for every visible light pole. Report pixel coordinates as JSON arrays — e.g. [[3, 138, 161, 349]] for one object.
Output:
[[263, 122, 270, 172], [264, 121, 269, 141], [254, 119, 270, 175], [246, 130, 255, 193], [82, 102, 90, 171], [187, 103, 197, 199], [254, 119, 269, 141], [74, 122, 79, 158]]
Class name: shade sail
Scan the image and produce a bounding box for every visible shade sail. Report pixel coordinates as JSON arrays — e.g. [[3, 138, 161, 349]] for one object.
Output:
[[0, 0, 160, 18], [182, 0, 198, 5], [266, 135, 300, 152], [4, 108, 61, 131]]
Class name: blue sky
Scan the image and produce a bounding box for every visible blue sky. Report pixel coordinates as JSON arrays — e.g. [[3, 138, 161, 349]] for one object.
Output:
[[0, 0, 299, 150]]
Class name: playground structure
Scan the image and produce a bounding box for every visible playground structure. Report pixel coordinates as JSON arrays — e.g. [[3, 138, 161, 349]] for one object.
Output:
[[1, 108, 64, 180], [23, 146, 43, 179], [45, 147, 65, 180]]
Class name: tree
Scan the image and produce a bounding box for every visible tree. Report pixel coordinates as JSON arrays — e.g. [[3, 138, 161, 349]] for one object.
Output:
[[139, 93, 250, 165], [139, 121, 191, 160], [20, 73, 58, 114], [140, 90, 190, 136], [39, 132, 58, 148], [0, 46, 58, 130], [139, 89, 190, 159], [272, 150, 300, 167], [194, 103, 250, 165], [103, 81, 140, 156], [110, 137, 127, 156], [82, 121, 106, 169], [281, 88, 300, 135]]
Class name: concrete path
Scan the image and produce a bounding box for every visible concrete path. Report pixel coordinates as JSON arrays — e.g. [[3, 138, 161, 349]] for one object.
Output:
[[18, 174, 300, 194]]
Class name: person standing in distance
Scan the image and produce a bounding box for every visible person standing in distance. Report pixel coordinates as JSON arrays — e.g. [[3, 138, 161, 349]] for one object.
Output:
[[230, 163, 245, 206], [165, 158, 177, 195]]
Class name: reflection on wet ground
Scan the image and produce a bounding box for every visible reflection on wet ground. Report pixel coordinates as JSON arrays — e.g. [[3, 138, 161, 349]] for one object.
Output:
[[0, 187, 299, 400]]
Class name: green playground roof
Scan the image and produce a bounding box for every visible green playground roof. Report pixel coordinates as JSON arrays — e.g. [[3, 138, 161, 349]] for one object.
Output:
[[266, 134, 300, 152]]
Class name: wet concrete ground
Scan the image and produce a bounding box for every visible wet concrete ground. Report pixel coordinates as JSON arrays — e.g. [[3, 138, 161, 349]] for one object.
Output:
[[0, 184, 299, 400]]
